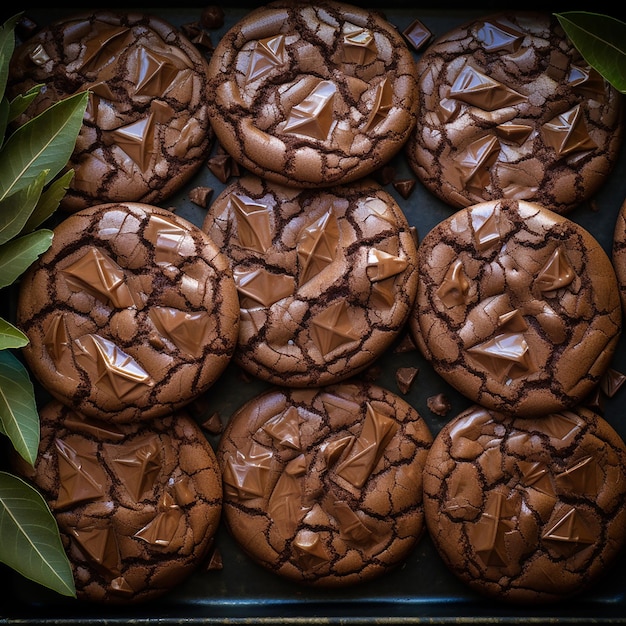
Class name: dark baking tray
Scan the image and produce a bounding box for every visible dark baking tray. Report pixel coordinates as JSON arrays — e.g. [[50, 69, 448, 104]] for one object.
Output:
[[1, 3, 626, 624]]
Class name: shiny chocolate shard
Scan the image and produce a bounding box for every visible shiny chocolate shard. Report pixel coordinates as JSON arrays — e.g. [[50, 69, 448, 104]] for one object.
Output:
[[342, 24, 377, 64], [311, 300, 360, 357], [245, 35, 287, 84], [149, 306, 212, 358], [297, 209, 339, 285], [472, 491, 517, 568], [542, 104, 597, 157], [437, 259, 470, 308], [230, 193, 273, 253], [61, 247, 135, 308], [283, 80, 337, 141], [335, 403, 397, 489], [450, 64, 526, 111], [536, 246, 576, 293], [467, 332, 535, 382], [74, 333, 154, 401], [223, 443, 273, 500], [233, 267, 295, 308], [542, 505, 595, 556]]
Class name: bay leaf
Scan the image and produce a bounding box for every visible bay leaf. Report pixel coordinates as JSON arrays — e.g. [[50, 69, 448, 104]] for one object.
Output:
[[0, 229, 52, 289], [0, 90, 88, 202], [0, 350, 39, 465], [0, 317, 28, 349], [0, 96, 8, 148], [21, 169, 74, 234], [0, 14, 21, 102], [0, 169, 47, 245], [9, 84, 43, 123], [555, 12, 626, 94], [0, 471, 76, 597]]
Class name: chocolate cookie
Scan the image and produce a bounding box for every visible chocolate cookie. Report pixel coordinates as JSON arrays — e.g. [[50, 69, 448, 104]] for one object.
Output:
[[206, 0, 418, 188], [202, 175, 419, 386], [423, 405, 626, 603], [612, 198, 626, 315], [16, 202, 240, 423], [405, 12, 624, 214], [216, 382, 433, 586], [8, 11, 214, 212], [13, 401, 222, 604], [409, 199, 621, 417]]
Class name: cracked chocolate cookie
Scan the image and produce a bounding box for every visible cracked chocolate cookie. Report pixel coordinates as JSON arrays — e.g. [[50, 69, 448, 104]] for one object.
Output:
[[423, 405, 626, 603], [405, 12, 624, 214], [13, 401, 222, 604], [409, 199, 621, 417], [8, 11, 214, 212], [202, 175, 419, 386], [205, 0, 418, 188], [612, 198, 626, 315], [216, 382, 433, 586], [16, 202, 240, 423]]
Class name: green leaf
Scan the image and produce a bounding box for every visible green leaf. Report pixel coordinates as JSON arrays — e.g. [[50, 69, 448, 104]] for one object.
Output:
[[0, 169, 47, 245], [0, 90, 88, 202], [555, 12, 626, 94], [0, 14, 21, 102], [0, 229, 52, 289], [0, 96, 8, 147], [0, 350, 39, 465], [0, 471, 76, 597], [21, 169, 74, 234], [8, 85, 43, 122], [0, 317, 28, 349]]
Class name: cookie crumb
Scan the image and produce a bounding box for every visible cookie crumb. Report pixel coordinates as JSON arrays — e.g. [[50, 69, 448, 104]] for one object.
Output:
[[427, 393, 451, 417], [601, 368, 626, 398], [396, 366, 418, 394], [201, 5, 225, 29], [189, 186, 214, 208], [393, 178, 416, 199], [363, 364, 382, 381], [202, 412, 223, 435], [403, 18, 432, 52], [394, 332, 417, 353]]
